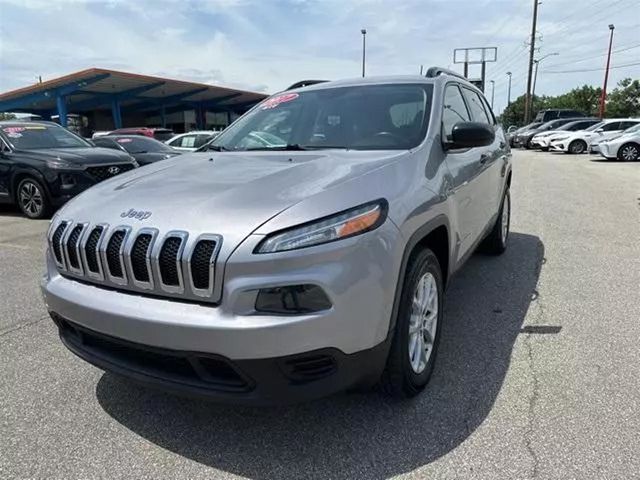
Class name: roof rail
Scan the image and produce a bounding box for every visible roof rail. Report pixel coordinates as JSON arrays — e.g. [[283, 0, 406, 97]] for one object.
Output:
[[425, 67, 467, 81], [286, 80, 328, 90]]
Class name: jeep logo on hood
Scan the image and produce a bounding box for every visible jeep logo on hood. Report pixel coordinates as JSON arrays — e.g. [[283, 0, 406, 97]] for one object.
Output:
[[120, 208, 152, 220]]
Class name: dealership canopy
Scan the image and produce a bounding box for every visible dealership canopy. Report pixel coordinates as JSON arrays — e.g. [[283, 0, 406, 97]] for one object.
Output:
[[0, 68, 268, 128]]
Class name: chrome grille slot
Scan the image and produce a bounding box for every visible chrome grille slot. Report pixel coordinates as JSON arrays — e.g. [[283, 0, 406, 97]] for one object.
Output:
[[51, 222, 68, 267], [84, 226, 104, 274], [131, 234, 152, 282], [191, 240, 216, 290], [65, 225, 84, 271], [159, 237, 183, 286], [106, 230, 126, 278]]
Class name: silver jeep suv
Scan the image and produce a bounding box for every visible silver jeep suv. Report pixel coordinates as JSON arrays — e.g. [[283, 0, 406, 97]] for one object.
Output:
[[42, 68, 512, 405]]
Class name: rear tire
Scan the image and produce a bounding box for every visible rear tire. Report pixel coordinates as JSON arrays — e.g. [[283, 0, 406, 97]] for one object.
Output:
[[568, 139, 587, 154], [16, 177, 51, 219], [618, 142, 640, 161], [380, 249, 443, 398], [481, 188, 510, 255]]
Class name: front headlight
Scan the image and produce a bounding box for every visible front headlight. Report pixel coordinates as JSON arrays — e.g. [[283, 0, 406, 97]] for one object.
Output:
[[255, 200, 387, 253]]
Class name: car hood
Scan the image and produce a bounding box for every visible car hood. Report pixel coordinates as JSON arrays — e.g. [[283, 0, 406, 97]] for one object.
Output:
[[57, 149, 407, 247], [15, 147, 133, 165]]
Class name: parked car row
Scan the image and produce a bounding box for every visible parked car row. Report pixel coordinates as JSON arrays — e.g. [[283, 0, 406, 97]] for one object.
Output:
[[92, 128, 220, 152], [507, 114, 640, 161]]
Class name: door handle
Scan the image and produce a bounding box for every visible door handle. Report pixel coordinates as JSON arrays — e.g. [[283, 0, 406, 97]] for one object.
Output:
[[499, 141, 506, 149], [479, 153, 490, 164]]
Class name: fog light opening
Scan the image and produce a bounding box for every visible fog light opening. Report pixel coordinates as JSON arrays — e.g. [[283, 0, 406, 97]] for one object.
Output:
[[255, 284, 332, 314]]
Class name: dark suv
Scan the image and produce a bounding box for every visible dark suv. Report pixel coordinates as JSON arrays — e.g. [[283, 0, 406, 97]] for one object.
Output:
[[0, 121, 137, 219], [534, 109, 585, 123]]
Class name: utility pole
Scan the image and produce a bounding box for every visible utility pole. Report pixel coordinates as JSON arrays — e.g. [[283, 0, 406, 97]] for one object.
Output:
[[506, 71, 512, 106], [490, 80, 495, 109], [361, 28, 367, 77], [599, 24, 615, 118], [524, 0, 539, 124]]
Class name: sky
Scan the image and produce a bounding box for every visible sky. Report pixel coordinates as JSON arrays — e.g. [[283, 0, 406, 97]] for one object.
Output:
[[0, 0, 638, 115]]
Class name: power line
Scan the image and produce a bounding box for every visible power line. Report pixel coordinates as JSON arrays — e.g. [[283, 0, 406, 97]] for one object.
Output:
[[543, 61, 640, 74], [544, 44, 640, 68]]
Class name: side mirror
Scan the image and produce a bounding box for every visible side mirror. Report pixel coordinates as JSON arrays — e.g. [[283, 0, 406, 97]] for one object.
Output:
[[507, 125, 517, 134], [447, 122, 495, 149], [595, 128, 604, 133]]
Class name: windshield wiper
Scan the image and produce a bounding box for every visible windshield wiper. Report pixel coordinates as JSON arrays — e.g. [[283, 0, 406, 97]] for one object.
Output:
[[202, 144, 229, 152], [245, 144, 309, 151]]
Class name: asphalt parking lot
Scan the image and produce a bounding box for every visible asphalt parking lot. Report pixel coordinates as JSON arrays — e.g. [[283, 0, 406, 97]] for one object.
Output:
[[2, 150, 639, 480]]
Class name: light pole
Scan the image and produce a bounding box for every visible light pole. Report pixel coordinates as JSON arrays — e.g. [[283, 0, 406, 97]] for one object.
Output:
[[506, 71, 512, 106], [490, 80, 495, 109], [599, 24, 615, 118], [361, 28, 367, 77], [532, 52, 559, 105]]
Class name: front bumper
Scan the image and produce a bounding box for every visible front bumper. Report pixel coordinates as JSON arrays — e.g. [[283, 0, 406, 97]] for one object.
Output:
[[549, 142, 567, 152], [51, 313, 389, 405], [41, 220, 403, 403]]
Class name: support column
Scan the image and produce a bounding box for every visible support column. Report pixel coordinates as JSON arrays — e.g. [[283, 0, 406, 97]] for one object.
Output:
[[56, 95, 68, 127], [111, 99, 122, 129], [160, 105, 166, 128]]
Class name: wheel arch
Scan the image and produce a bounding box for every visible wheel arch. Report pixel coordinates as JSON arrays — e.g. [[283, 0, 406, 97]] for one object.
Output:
[[10, 168, 51, 203], [387, 216, 451, 337]]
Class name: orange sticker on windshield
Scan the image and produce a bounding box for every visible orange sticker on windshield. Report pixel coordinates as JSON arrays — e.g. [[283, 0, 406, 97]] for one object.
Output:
[[261, 93, 299, 110]]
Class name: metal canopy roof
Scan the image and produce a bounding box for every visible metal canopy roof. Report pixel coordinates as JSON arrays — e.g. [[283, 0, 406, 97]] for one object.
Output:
[[0, 68, 268, 114]]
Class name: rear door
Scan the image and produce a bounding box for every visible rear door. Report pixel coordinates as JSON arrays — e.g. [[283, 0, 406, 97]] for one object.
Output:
[[461, 86, 503, 231], [442, 83, 485, 262]]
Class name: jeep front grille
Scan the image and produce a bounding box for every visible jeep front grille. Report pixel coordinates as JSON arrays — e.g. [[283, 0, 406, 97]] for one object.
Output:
[[48, 219, 222, 303]]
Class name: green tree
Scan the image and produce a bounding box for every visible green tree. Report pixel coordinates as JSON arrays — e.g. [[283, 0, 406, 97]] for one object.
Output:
[[606, 78, 640, 117]]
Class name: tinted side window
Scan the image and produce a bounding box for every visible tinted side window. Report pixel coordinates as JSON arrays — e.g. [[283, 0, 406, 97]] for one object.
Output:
[[619, 121, 640, 130], [194, 135, 212, 148], [461, 88, 490, 124], [94, 138, 120, 150], [442, 84, 471, 141], [602, 122, 620, 131], [571, 121, 590, 130]]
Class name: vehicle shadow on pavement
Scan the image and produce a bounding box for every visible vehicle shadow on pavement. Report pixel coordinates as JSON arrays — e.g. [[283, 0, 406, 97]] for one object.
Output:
[[96, 232, 544, 480]]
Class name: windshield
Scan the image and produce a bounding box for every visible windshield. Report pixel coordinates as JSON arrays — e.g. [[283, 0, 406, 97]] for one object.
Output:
[[521, 122, 542, 131], [211, 84, 433, 151], [110, 136, 175, 154], [1, 123, 91, 149]]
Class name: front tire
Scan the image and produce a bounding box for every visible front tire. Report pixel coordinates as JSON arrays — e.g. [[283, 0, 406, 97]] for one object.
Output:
[[618, 142, 640, 161], [16, 177, 50, 219], [568, 140, 587, 154], [380, 249, 443, 398]]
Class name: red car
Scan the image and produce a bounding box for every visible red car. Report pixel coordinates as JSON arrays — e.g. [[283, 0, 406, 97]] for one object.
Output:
[[109, 127, 174, 141]]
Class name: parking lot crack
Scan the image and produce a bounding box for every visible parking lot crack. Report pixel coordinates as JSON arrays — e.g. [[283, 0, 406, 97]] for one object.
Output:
[[0, 315, 49, 338]]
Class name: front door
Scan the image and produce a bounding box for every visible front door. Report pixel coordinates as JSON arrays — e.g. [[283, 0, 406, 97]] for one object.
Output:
[[441, 83, 486, 263]]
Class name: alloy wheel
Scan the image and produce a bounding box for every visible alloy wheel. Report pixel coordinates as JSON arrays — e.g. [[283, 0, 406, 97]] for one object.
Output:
[[408, 272, 438, 374], [621, 144, 639, 161], [19, 181, 44, 217]]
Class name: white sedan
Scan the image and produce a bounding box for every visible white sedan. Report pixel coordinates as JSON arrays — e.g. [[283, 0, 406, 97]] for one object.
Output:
[[598, 124, 640, 161], [549, 118, 640, 154], [165, 131, 219, 152]]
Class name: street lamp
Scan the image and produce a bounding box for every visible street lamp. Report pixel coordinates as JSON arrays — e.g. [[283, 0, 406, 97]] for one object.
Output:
[[361, 28, 367, 77], [490, 80, 495, 109], [599, 24, 615, 118], [506, 72, 512, 106], [532, 52, 559, 101]]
